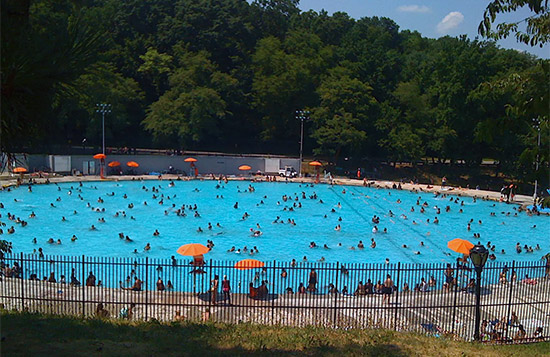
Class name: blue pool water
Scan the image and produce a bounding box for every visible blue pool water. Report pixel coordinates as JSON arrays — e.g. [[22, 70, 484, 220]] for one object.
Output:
[[1, 180, 548, 264]]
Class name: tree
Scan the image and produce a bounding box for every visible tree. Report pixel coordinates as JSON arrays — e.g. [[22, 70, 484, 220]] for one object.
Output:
[[143, 51, 238, 148], [252, 31, 326, 142], [479, 0, 550, 47], [311, 67, 377, 160], [138, 48, 173, 97], [1, 0, 105, 152]]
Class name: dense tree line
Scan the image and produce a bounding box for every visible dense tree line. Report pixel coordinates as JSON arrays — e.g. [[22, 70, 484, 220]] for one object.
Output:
[[1, 0, 548, 182]]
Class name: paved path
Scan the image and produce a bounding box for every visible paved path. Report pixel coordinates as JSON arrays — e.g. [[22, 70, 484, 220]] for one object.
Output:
[[1, 276, 548, 341]]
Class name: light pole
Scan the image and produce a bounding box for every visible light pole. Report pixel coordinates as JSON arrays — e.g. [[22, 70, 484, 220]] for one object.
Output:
[[296, 110, 310, 177], [469, 244, 489, 341], [533, 117, 541, 204], [96, 103, 111, 155]]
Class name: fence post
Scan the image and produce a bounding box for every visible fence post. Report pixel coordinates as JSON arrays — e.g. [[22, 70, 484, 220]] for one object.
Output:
[[333, 262, 340, 328], [393, 262, 401, 331], [20, 252, 25, 311], [81, 255, 85, 317], [271, 260, 276, 325], [451, 258, 459, 335], [145, 257, 149, 321], [504, 261, 516, 340], [208, 259, 212, 309]]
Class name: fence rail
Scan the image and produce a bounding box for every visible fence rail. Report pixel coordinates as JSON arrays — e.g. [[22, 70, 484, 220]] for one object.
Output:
[[1, 253, 549, 343]]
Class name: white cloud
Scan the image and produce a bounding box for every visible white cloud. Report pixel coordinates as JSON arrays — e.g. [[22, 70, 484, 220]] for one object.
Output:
[[436, 11, 464, 34], [397, 5, 430, 13]]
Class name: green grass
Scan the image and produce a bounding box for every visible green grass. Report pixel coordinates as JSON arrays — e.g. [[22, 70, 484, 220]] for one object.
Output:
[[1, 312, 549, 356]]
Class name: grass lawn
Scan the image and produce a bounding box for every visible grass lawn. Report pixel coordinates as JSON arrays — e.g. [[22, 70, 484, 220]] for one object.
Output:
[[1, 312, 549, 356]]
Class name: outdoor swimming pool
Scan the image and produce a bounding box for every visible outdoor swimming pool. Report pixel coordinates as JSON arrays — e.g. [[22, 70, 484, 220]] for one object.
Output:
[[1, 180, 548, 264]]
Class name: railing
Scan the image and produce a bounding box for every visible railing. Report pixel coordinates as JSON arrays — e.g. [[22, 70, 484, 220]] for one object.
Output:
[[1, 253, 548, 343]]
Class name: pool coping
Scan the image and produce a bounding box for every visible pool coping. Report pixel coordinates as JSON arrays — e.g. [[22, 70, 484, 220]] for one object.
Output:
[[0, 174, 540, 212]]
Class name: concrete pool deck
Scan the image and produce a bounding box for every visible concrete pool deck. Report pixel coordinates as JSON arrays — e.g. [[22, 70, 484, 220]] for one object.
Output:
[[0, 173, 537, 209]]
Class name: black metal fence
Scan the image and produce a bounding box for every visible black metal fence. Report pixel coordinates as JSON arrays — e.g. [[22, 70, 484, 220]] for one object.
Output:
[[1, 253, 549, 343]]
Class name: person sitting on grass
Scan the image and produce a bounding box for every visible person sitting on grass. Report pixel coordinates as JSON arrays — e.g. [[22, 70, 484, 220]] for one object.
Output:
[[174, 310, 185, 321], [120, 303, 135, 319], [514, 324, 527, 341], [509, 311, 519, 326], [201, 308, 210, 322], [95, 303, 109, 318]]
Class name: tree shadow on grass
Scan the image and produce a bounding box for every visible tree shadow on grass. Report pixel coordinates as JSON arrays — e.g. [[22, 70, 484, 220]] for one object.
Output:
[[0, 312, 402, 356]]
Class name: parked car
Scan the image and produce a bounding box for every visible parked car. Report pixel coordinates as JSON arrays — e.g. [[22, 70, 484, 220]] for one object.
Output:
[[278, 166, 297, 178]]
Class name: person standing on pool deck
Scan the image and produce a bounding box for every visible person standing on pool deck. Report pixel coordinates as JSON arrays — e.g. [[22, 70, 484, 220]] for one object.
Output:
[[222, 275, 231, 305], [307, 269, 317, 292], [383, 274, 394, 305], [210, 275, 219, 305]]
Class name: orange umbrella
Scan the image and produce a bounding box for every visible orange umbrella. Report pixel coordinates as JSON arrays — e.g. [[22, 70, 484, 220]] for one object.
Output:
[[234, 259, 264, 270], [13, 167, 27, 173], [108, 161, 120, 167], [126, 161, 139, 168], [239, 165, 251, 171], [93, 153, 106, 160], [176, 243, 210, 257], [184, 157, 197, 162], [309, 161, 322, 166], [447, 238, 474, 255]]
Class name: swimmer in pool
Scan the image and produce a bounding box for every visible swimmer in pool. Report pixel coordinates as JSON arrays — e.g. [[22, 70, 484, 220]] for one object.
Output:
[[250, 228, 262, 237], [144, 243, 151, 251]]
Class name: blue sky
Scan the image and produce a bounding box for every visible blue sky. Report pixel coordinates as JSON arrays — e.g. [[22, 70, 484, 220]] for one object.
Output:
[[297, 0, 549, 58]]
